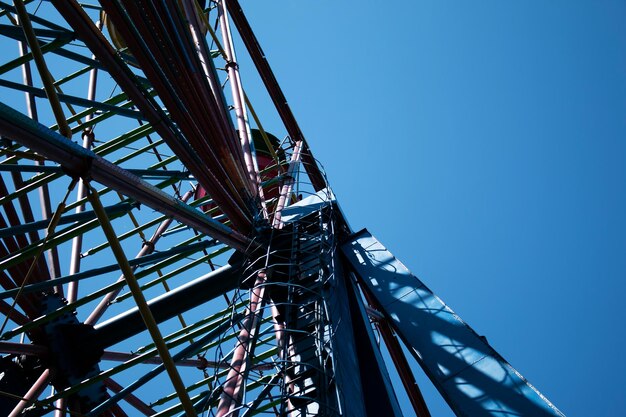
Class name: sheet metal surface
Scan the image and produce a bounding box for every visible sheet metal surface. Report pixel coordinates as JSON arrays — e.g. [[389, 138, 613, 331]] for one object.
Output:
[[342, 229, 565, 417]]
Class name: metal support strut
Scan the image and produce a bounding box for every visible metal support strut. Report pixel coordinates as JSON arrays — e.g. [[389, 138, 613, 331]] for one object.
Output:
[[85, 183, 197, 417]]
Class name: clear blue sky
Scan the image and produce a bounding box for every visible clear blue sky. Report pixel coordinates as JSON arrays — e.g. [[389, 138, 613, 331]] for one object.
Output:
[[239, 1, 626, 416]]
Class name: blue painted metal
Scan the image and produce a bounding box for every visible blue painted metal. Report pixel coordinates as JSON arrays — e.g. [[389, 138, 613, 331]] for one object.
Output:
[[279, 188, 337, 225], [325, 250, 368, 417], [279, 190, 367, 415], [344, 274, 403, 417], [92, 262, 243, 349], [341, 229, 565, 417], [278, 189, 402, 416]]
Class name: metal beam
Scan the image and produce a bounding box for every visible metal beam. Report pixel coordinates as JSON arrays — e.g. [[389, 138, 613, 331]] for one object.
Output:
[[344, 275, 404, 417], [0, 23, 73, 41], [91, 262, 242, 350], [13, 0, 71, 139], [89, 316, 238, 417], [85, 183, 197, 417], [0, 101, 253, 252], [226, 0, 327, 192], [0, 200, 135, 239], [0, 78, 145, 120], [216, 271, 266, 417], [51, 0, 256, 232], [8, 368, 52, 417], [342, 229, 565, 417], [103, 379, 157, 417], [101, 351, 212, 369], [0, 1, 68, 32], [0, 240, 216, 300]]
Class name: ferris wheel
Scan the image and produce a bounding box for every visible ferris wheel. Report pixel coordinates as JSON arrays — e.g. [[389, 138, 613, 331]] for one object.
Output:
[[0, 1, 565, 416]]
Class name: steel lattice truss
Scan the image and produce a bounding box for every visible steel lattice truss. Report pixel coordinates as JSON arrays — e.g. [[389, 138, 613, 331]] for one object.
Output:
[[0, 2, 565, 417]]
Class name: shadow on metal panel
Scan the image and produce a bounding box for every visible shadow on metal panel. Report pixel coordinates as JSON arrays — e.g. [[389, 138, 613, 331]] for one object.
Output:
[[341, 229, 565, 417]]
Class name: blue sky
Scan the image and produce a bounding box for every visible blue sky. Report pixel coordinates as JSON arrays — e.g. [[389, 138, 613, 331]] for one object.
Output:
[[239, 1, 626, 416]]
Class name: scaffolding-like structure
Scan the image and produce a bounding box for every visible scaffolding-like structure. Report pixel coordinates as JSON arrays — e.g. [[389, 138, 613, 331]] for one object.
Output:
[[0, 2, 565, 416]]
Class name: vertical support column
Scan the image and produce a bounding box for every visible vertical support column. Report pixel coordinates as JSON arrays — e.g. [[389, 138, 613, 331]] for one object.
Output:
[[273, 196, 368, 417], [343, 276, 404, 417], [322, 250, 366, 417], [216, 0, 265, 215], [15, 12, 61, 287], [225, 0, 327, 192], [18, 41, 61, 282], [67, 17, 103, 305], [376, 321, 431, 417]]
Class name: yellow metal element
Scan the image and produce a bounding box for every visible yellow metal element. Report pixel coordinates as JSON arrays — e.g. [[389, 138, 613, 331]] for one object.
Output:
[[0, 179, 76, 335], [13, 0, 72, 139], [86, 183, 198, 417]]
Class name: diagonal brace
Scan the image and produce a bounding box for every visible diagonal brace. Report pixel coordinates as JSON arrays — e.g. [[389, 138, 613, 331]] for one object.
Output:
[[85, 183, 197, 417]]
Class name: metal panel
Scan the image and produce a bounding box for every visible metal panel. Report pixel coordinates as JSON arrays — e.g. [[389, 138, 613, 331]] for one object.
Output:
[[341, 229, 565, 417], [325, 251, 367, 417], [280, 188, 336, 225], [344, 273, 403, 417]]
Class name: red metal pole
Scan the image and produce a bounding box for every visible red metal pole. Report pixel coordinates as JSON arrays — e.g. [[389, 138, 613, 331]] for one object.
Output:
[[66, 130, 93, 304], [8, 368, 52, 417], [18, 36, 61, 283], [85, 190, 193, 325], [67, 16, 102, 305], [104, 378, 157, 416], [225, 0, 327, 192], [217, 271, 267, 417], [272, 141, 302, 228], [358, 282, 432, 417], [215, 0, 268, 218]]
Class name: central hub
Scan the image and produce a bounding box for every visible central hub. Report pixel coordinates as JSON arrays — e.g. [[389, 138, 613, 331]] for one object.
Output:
[[39, 293, 105, 408]]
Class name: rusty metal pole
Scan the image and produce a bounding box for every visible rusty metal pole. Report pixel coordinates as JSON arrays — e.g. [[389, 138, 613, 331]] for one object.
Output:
[[225, 0, 327, 192], [358, 281, 432, 417], [270, 304, 295, 414], [103, 379, 157, 417], [65, 129, 94, 304]]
